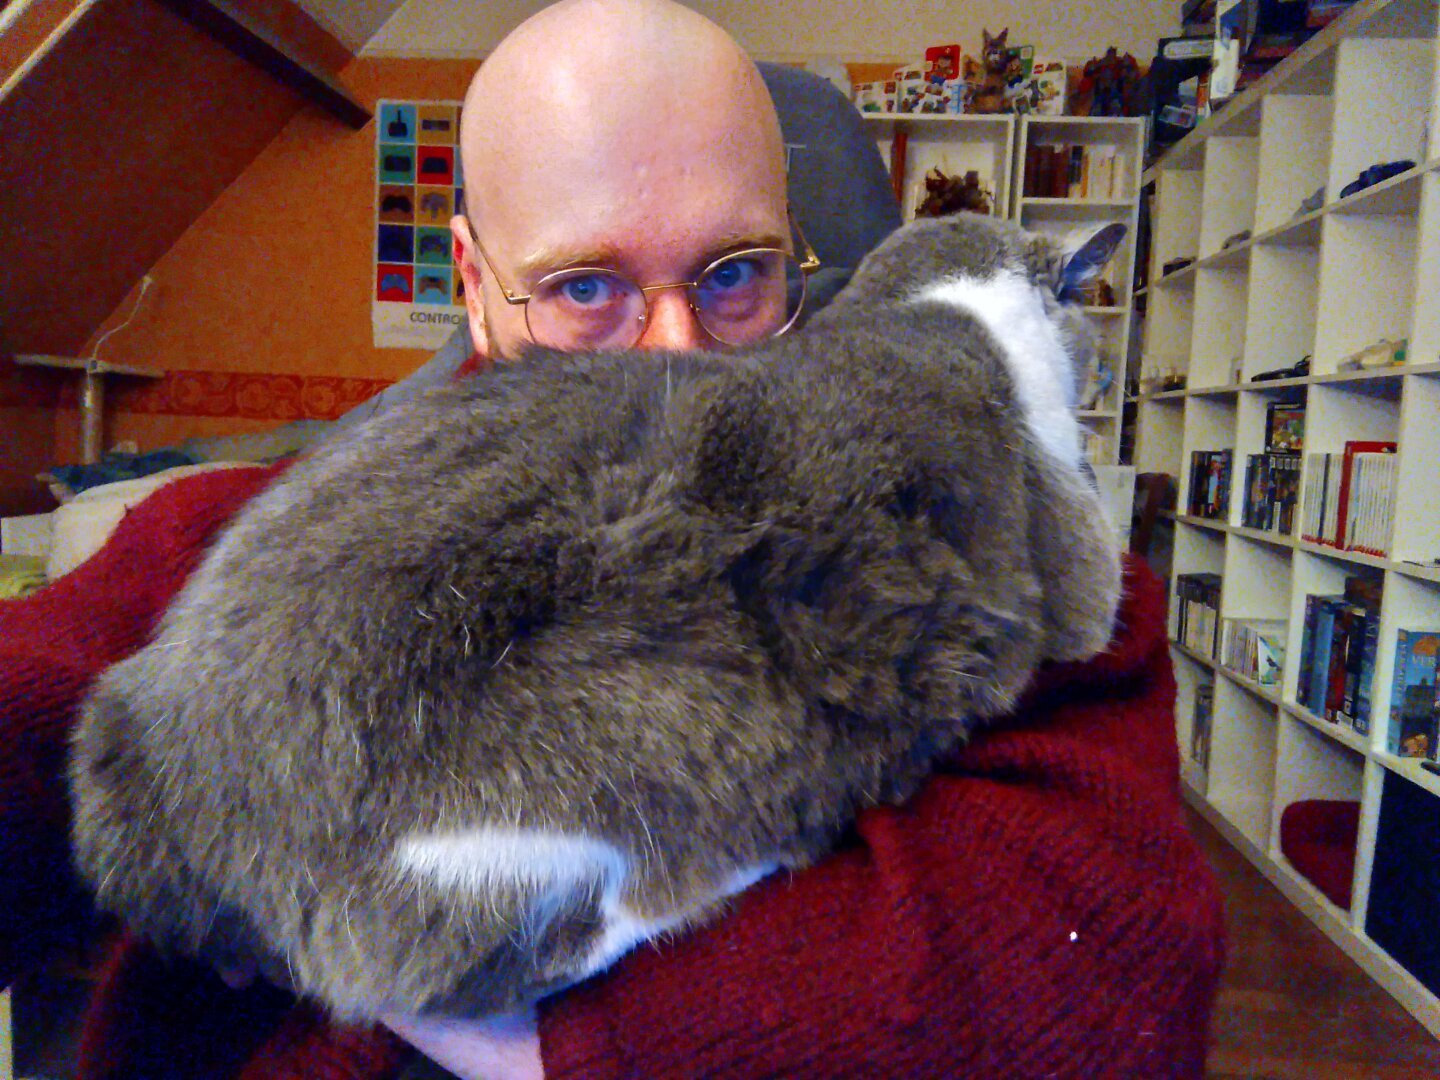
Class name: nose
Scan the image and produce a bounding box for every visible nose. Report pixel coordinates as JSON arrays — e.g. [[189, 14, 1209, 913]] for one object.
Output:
[[637, 288, 712, 351]]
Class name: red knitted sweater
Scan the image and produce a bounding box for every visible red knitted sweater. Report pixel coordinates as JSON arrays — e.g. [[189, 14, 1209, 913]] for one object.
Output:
[[0, 466, 1224, 1079]]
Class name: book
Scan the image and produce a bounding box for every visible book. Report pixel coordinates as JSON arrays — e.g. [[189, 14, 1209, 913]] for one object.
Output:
[[1191, 682, 1215, 772], [1354, 609, 1381, 736], [1222, 618, 1286, 685], [1388, 630, 1440, 758], [1264, 400, 1306, 453]]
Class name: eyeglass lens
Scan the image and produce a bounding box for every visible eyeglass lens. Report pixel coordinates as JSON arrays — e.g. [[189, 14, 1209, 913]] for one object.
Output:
[[525, 250, 807, 350]]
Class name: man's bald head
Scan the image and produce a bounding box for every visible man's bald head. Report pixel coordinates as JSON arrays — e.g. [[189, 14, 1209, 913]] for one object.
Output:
[[449, 0, 791, 358]]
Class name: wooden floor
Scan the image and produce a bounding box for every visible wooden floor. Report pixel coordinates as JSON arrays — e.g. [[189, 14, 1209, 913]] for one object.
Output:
[[1185, 804, 1440, 1079]]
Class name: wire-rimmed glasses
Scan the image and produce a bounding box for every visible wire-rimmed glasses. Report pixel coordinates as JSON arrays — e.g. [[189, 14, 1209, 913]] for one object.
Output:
[[468, 213, 821, 350]]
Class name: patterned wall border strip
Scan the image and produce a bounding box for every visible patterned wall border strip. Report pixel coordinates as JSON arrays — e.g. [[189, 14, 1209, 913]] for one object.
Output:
[[2, 368, 396, 422]]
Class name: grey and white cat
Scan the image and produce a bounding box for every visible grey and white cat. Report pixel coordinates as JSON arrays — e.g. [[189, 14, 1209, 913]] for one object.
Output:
[[70, 212, 1125, 1021]]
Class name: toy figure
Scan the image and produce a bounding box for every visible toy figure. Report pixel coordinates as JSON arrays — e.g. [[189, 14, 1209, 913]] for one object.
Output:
[[964, 29, 1012, 114], [1073, 48, 1142, 116]]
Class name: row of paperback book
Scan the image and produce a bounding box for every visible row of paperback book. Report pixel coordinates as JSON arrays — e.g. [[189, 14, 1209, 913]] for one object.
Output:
[[1186, 450, 1232, 520], [1174, 572, 1223, 658], [1021, 144, 1130, 200], [1221, 618, 1286, 686], [1389, 630, 1439, 760], [1295, 576, 1383, 734], [1299, 442, 1398, 556], [1240, 452, 1301, 534]]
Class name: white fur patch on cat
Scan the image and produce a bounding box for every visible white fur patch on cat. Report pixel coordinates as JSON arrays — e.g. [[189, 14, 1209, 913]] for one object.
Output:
[[913, 271, 1081, 469], [395, 827, 775, 978]]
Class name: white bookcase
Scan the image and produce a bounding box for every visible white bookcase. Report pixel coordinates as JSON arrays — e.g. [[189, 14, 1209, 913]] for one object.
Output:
[[864, 113, 1017, 225], [1014, 115, 1146, 465], [1133, 0, 1440, 1038], [862, 111, 1144, 466]]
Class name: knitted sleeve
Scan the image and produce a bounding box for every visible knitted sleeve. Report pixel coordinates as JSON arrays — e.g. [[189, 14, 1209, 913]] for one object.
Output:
[[0, 465, 284, 987], [536, 558, 1226, 1080]]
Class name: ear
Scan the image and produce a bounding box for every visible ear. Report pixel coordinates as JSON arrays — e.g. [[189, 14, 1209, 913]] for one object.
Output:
[[1056, 222, 1127, 303], [1022, 449, 1123, 661], [450, 212, 490, 359]]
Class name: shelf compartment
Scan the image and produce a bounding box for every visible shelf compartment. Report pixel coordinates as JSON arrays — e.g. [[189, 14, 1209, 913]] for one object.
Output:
[[1313, 212, 1419, 373], [1271, 714, 1366, 912], [1254, 94, 1333, 234], [1391, 373, 1440, 565], [1189, 266, 1250, 388], [1284, 548, 1386, 710], [1178, 395, 1238, 518], [1243, 245, 1321, 379], [1209, 677, 1280, 851], [1199, 136, 1261, 259], [1372, 572, 1440, 759], [1140, 285, 1195, 392], [1133, 395, 1186, 477], [1149, 167, 1203, 282], [1366, 767, 1440, 1001], [1327, 36, 1434, 203], [870, 117, 1015, 224], [1409, 172, 1440, 364], [1019, 115, 1144, 203]]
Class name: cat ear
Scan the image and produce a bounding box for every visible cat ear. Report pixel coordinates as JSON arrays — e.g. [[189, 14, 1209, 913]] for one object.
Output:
[[1056, 223, 1127, 303]]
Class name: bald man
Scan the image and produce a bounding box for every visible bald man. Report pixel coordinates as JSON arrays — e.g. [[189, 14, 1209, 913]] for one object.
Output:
[[449, 0, 793, 362], [390, 4, 795, 1074]]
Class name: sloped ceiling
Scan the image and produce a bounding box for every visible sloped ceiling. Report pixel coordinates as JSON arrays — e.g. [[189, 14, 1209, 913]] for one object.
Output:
[[291, 0, 410, 52]]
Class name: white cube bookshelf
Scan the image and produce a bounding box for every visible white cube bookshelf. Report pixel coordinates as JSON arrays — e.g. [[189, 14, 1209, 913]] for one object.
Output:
[[861, 111, 1145, 466], [863, 114, 1017, 225], [1132, 0, 1440, 1039]]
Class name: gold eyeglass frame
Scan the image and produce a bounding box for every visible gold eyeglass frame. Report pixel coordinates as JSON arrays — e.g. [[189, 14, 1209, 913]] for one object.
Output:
[[465, 210, 822, 347]]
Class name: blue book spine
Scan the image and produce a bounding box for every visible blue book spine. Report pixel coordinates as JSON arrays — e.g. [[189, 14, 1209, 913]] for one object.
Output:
[[1354, 610, 1381, 736], [1297, 595, 1319, 707], [1309, 599, 1340, 716], [1388, 630, 1414, 755]]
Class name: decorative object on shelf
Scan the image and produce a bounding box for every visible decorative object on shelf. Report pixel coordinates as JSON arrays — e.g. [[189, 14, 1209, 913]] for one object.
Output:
[[919, 44, 968, 114], [1161, 256, 1194, 276], [893, 62, 927, 114], [853, 78, 897, 113], [1077, 356, 1114, 411], [1221, 228, 1251, 249], [964, 28, 1013, 114], [1337, 337, 1406, 372], [1072, 48, 1142, 117], [1337, 159, 1415, 199], [1146, 35, 1213, 156], [1293, 183, 1326, 216], [1026, 58, 1067, 115], [1250, 355, 1310, 381], [914, 168, 993, 218], [1387, 630, 1439, 759], [1279, 799, 1360, 910], [1296, 576, 1383, 732]]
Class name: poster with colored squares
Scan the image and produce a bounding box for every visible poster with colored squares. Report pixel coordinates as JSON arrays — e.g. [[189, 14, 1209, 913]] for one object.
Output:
[[373, 100, 468, 349]]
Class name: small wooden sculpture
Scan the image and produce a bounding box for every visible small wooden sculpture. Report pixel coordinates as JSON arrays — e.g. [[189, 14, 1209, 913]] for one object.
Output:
[[915, 167, 993, 218]]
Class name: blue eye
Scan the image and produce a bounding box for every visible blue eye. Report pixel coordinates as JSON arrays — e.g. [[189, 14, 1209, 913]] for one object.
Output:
[[559, 274, 614, 306], [703, 257, 762, 292]]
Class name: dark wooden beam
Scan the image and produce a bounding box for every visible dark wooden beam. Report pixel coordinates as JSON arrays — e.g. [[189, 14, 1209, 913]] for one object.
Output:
[[150, 0, 371, 129]]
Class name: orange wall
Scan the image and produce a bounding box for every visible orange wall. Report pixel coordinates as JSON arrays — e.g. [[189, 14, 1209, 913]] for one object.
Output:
[[59, 55, 480, 461]]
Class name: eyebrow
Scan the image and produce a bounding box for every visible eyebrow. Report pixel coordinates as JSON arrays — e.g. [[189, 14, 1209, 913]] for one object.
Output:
[[513, 229, 790, 283]]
